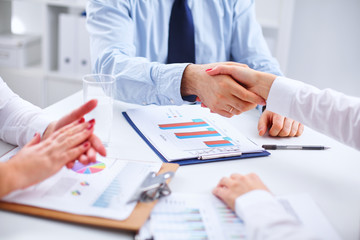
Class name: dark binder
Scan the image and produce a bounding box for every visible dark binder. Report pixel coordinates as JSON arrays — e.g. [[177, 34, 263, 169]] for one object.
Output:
[[123, 112, 270, 166]]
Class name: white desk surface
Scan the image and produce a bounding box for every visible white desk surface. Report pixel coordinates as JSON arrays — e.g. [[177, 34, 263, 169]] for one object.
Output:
[[1, 92, 360, 240]]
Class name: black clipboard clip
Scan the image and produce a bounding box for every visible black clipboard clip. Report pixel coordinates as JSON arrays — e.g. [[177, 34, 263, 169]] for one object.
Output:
[[127, 171, 174, 203]]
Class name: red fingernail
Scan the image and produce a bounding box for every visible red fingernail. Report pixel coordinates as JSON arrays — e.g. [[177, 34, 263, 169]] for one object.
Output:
[[84, 142, 90, 148], [87, 123, 94, 130], [33, 132, 38, 137], [89, 119, 95, 124], [205, 68, 212, 72], [78, 117, 85, 123]]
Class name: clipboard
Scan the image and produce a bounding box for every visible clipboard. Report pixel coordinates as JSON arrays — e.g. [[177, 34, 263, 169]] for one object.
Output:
[[0, 163, 179, 231], [123, 112, 270, 166]]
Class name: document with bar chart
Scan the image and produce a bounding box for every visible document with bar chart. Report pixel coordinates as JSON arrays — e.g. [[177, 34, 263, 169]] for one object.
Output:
[[138, 193, 341, 240], [2, 154, 161, 221], [124, 105, 268, 164]]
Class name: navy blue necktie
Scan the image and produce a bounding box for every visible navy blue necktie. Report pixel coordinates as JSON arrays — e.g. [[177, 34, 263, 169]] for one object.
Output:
[[167, 0, 195, 64]]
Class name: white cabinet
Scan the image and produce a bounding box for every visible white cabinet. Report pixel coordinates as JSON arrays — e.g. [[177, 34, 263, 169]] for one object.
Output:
[[43, 0, 88, 106]]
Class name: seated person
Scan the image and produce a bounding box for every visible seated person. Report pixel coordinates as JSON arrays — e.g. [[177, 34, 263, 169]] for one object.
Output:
[[208, 65, 360, 239], [0, 77, 106, 198], [86, 0, 303, 137]]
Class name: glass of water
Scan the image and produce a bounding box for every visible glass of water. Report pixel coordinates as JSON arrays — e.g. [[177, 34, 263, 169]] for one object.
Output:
[[83, 74, 115, 147]]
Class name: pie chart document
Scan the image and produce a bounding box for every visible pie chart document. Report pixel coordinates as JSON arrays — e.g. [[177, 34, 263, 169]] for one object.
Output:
[[2, 155, 161, 221]]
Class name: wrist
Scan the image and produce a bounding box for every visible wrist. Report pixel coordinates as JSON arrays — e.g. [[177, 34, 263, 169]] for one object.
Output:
[[0, 161, 23, 197], [255, 71, 276, 100], [181, 64, 202, 96], [42, 121, 56, 140]]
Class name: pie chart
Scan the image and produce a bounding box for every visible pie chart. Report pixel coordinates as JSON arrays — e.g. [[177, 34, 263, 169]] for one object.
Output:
[[71, 161, 106, 174]]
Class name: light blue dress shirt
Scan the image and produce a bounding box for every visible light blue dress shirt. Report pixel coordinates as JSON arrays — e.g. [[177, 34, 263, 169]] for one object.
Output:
[[87, 0, 282, 106]]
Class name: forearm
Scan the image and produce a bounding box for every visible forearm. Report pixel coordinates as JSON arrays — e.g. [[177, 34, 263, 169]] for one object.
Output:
[[235, 190, 316, 240], [0, 80, 51, 146], [94, 50, 188, 105], [0, 161, 22, 198], [87, 0, 187, 106], [267, 77, 360, 150]]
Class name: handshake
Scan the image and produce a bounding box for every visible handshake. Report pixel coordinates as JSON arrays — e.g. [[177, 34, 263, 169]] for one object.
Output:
[[181, 62, 304, 137]]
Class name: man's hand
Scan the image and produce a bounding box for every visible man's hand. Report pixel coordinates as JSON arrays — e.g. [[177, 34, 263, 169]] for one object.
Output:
[[213, 173, 270, 210], [42, 99, 106, 166], [181, 63, 266, 118], [258, 110, 304, 137], [205, 65, 276, 100]]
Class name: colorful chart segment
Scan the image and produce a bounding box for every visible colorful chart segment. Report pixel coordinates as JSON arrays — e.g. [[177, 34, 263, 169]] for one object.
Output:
[[159, 119, 209, 129], [72, 161, 106, 174], [204, 139, 234, 148], [175, 128, 221, 139]]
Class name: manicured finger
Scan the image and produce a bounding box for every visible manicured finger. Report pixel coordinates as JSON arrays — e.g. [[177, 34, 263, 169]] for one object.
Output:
[[206, 65, 236, 76], [61, 141, 91, 164], [66, 161, 75, 169], [56, 100, 98, 128], [56, 122, 94, 151], [89, 135, 107, 156], [86, 148, 97, 163], [25, 132, 41, 147], [49, 118, 85, 141], [78, 154, 89, 165], [232, 84, 266, 106]]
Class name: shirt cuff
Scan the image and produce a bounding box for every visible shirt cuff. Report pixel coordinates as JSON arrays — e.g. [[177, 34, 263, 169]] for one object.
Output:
[[235, 190, 277, 219], [266, 77, 305, 117], [25, 114, 53, 144], [155, 63, 190, 105]]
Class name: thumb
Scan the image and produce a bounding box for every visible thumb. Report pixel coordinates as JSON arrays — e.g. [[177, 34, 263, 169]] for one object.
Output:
[[206, 66, 226, 76], [258, 111, 271, 136], [26, 132, 41, 147]]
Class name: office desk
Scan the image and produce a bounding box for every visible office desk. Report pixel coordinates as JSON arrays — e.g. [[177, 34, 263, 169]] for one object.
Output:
[[1, 92, 360, 240]]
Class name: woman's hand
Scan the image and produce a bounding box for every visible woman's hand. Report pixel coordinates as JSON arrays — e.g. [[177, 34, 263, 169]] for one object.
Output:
[[42, 99, 106, 167], [0, 119, 95, 198]]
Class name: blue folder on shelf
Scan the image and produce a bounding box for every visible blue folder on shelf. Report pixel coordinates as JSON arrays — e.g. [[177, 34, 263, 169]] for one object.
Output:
[[123, 109, 270, 166]]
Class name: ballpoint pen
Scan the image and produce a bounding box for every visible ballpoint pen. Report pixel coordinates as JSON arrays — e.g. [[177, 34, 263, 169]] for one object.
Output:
[[262, 145, 330, 150]]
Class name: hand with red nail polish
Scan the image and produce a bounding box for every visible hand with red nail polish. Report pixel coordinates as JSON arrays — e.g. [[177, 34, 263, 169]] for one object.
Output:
[[42, 100, 106, 164], [205, 65, 304, 137], [181, 62, 263, 118], [0, 120, 94, 198]]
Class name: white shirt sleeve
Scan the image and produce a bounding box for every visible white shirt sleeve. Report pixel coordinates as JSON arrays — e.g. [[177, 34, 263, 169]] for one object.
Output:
[[0, 78, 52, 146], [235, 190, 317, 240], [267, 77, 360, 150]]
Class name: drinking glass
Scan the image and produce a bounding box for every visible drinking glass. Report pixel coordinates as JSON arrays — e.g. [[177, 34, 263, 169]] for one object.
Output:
[[83, 74, 115, 147]]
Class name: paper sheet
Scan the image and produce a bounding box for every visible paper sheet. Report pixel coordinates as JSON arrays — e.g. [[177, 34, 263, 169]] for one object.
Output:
[[126, 105, 263, 161], [138, 192, 341, 240], [2, 151, 161, 221]]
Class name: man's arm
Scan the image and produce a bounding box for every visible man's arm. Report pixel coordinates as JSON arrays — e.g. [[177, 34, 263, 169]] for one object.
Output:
[[87, 0, 187, 106]]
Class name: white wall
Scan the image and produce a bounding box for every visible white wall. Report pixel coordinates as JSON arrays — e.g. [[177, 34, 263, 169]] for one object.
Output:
[[286, 0, 360, 97]]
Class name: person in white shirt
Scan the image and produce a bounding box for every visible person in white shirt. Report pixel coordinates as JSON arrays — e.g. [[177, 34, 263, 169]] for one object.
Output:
[[0, 78, 106, 198], [206, 65, 360, 239]]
